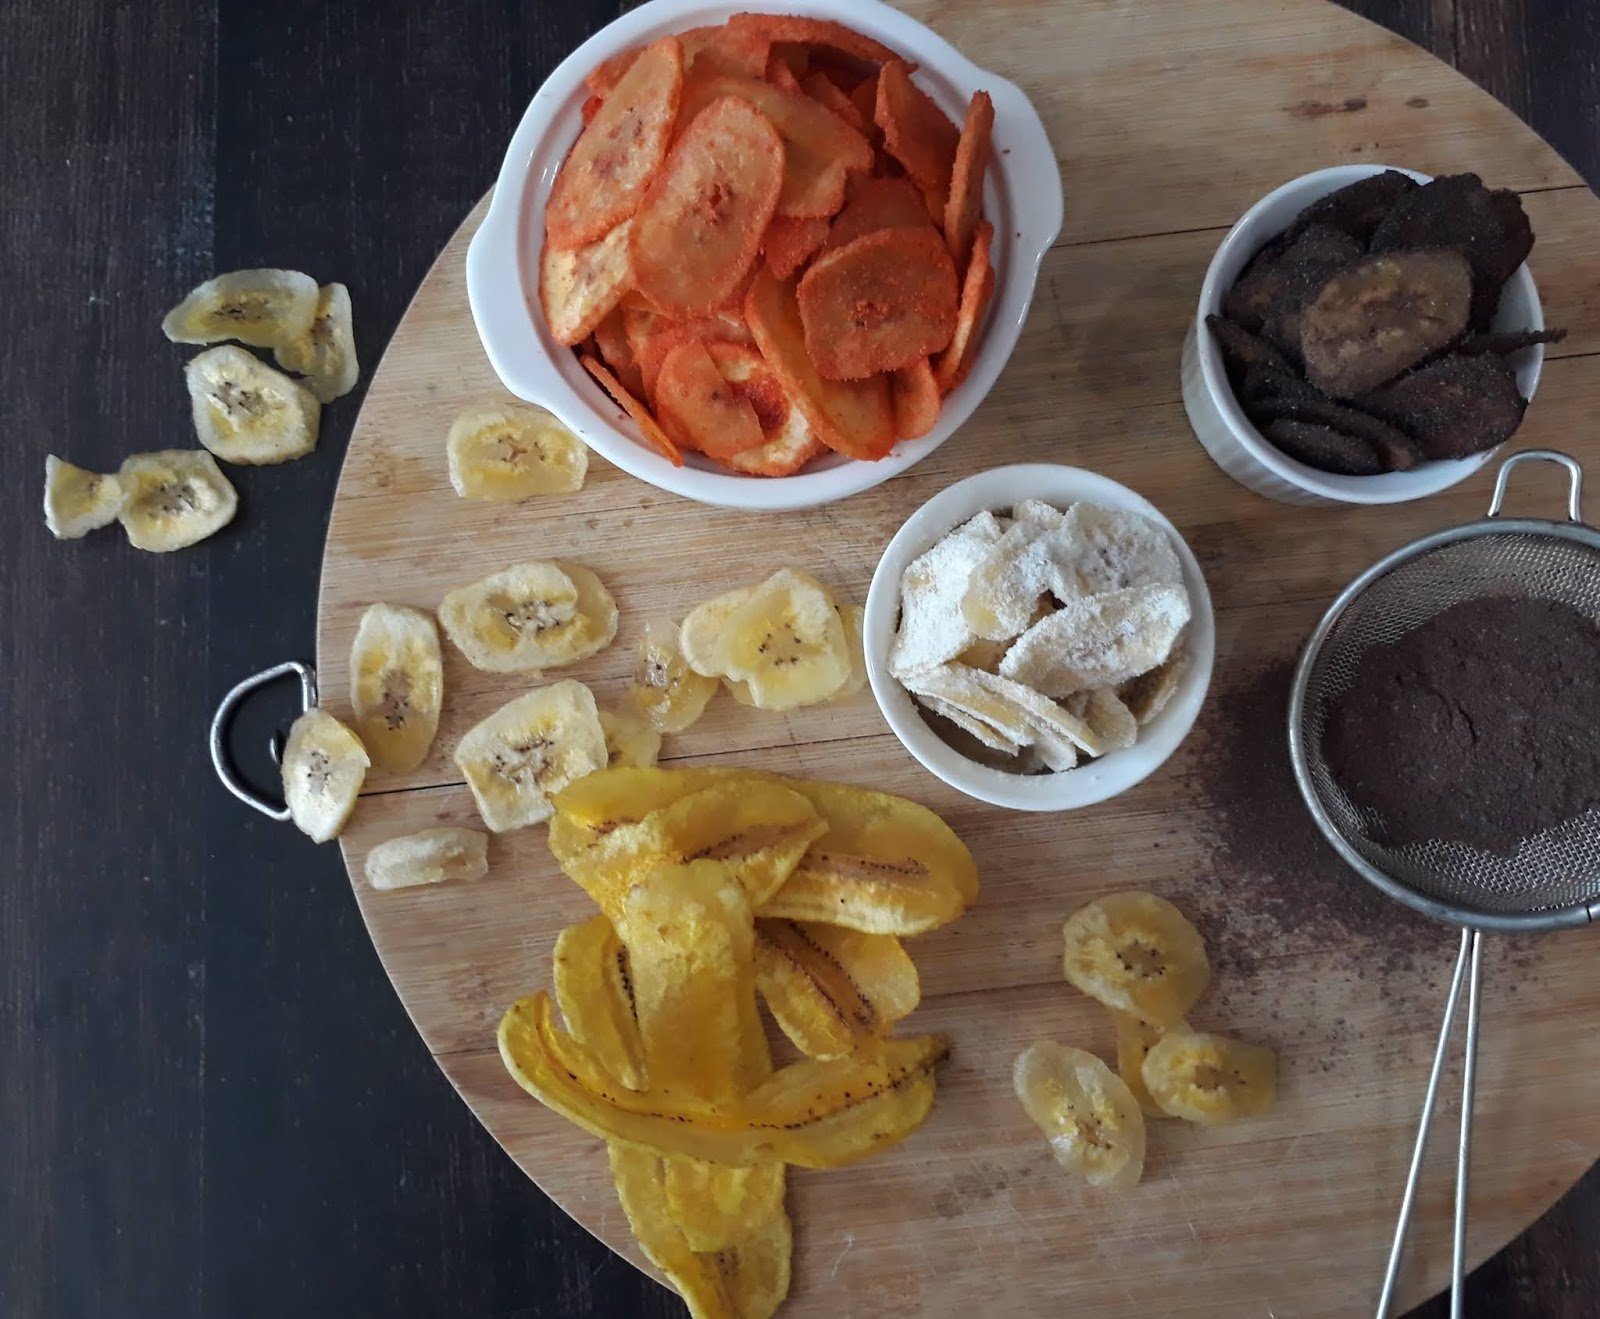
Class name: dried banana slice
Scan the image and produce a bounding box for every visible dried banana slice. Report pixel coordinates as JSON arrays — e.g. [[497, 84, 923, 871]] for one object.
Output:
[[902, 663, 1103, 757], [185, 345, 320, 465], [1062, 891, 1211, 1027], [831, 603, 868, 700], [889, 514, 1007, 677], [453, 680, 607, 831], [679, 587, 755, 676], [364, 827, 488, 890], [1013, 1040, 1146, 1190], [162, 267, 319, 347], [1063, 688, 1139, 754], [599, 708, 662, 770], [439, 561, 617, 673], [625, 615, 718, 732], [1111, 1008, 1182, 1117], [281, 708, 369, 844], [117, 449, 238, 552], [349, 603, 444, 773], [916, 693, 1023, 756], [43, 455, 123, 539], [446, 403, 588, 501], [999, 584, 1191, 697], [711, 569, 851, 711], [1119, 650, 1191, 726], [1141, 1030, 1277, 1124], [273, 281, 359, 402]]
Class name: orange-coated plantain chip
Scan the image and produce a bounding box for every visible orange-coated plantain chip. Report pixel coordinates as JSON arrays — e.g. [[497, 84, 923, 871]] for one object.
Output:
[[632, 312, 756, 402], [723, 13, 903, 69], [631, 95, 785, 317], [755, 918, 921, 1058], [801, 70, 870, 136], [849, 70, 882, 142], [499, 993, 946, 1168], [745, 266, 895, 460], [689, 21, 771, 80], [891, 356, 942, 439], [765, 53, 805, 94], [547, 37, 684, 249], [654, 340, 766, 459], [944, 91, 994, 270], [763, 215, 830, 280], [874, 59, 960, 202], [580, 93, 603, 125], [825, 174, 931, 252], [553, 914, 648, 1091], [704, 341, 825, 476], [797, 225, 959, 379], [933, 219, 995, 394], [1141, 1030, 1278, 1124], [1062, 891, 1211, 1027], [581, 353, 683, 465], [540, 218, 635, 347], [585, 45, 642, 98], [677, 73, 873, 219], [593, 306, 646, 399]]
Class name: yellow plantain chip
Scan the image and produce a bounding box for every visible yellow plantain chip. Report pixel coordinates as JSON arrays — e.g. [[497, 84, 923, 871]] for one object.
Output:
[[754, 919, 921, 1059], [446, 402, 588, 501], [1141, 1030, 1277, 1125], [498, 993, 945, 1168], [453, 680, 608, 832], [1013, 1040, 1146, 1190], [553, 914, 647, 1092], [1062, 891, 1211, 1027], [439, 561, 618, 673], [662, 1156, 786, 1256]]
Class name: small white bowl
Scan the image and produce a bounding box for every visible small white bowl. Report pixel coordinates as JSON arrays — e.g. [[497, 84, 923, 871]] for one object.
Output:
[[863, 464, 1215, 812], [1180, 165, 1546, 506], [466, 0, 1064, 512]]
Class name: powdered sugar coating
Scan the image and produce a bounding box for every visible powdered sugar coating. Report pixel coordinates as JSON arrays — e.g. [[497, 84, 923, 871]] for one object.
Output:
[[1000, 584, 1192, 694]]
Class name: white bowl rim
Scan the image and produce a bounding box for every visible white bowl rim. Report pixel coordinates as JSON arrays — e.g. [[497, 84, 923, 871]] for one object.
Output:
[[1193, 163, 1546, 506], [863, 464, 1216, 812], [464, 0, 1065, 511]]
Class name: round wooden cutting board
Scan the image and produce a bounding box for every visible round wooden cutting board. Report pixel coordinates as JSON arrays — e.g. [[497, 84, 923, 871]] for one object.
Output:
[[318, 1, 1600, 1314]]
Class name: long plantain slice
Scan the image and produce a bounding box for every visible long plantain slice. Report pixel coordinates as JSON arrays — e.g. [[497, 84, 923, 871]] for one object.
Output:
[[272, 281, 359, 402], [364, 827, 488, 890], [117, 449, 238, 552], [349, 603, 444, 773], [662, 1156, 787, 1257], [43, 455, 124, 539], [754, 919, 920, 1059], [281, 707, 370, 844], [438, 561, 617, 673], [554, 914, 647, 1091], [453, 680, 607, 831], [185, 344, 321, 464], [446, 403, 588, 501], [162, 267, 319, 347]]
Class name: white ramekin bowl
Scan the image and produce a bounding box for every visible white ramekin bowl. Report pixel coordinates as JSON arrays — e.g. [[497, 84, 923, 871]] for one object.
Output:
[[1180, 164, 1546, 506], [466, 0, 1064, 511], [863, 464, 1215, 812]]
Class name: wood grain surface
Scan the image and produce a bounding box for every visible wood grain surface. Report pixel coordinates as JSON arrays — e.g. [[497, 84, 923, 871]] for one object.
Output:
[[3, 2, 1598, 1317]]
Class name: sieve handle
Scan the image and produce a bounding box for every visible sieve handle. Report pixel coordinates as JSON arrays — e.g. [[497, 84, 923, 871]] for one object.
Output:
[[1486, 448, 1585, 523], [208, 660, 318, 821]]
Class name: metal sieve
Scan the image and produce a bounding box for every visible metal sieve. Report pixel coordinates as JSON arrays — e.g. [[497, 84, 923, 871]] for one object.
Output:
[[1288, 449, 1600, 1318]]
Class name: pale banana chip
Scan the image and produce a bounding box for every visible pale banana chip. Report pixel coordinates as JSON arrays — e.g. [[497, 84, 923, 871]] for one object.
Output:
[[446, 403, 587, 501], [453, 680, 607, 831], [831, 603, 868, 700], [162, 267, 319, 348], [281, 707, 369, 844], [117, 449, 238, 552], [185, 344, 320, 465], [364, 827, 488, 890], [439, 561, 617, 673], [540, 218, 634, 347], [43, 455, 124, 539], [626, 615, 719, 733], [1063, 687, 1139, 754], [679, 587, 755, 677], [599, 708, 662, 769], [1000, 585, 1191, 696], [273, 281, 359, 403], [1119, 649, 1191, 726], [349, 603, 444, 773], [712, 569, 851, 710], [904, 663, 1103, 756], [1024, 720, 1080, 772], [915, 693, 1022, 755]]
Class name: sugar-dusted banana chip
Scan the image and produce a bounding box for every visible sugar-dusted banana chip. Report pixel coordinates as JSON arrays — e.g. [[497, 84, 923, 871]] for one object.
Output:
[[1119, 649, 1191, 726], [1062, 891, 1210, 1027], [902, 662, 1103, 757], [117, 449, 238, 552], [453, 680, 607, 831], [446, 403, 588, 501], [598, 707, 661, 769], [1141, 1030, 1277, 1124], [679, 586, 755, 677], [349, 603, 444, 773], [273, 281, 359, 402], [281, 707, 369, 844], [959, 518, 1062, 641], [755, 919, 920, 1059], [1013, 1040, 1146, 1190], [43, 455, 123, 539], [1063, 687, 1139, 755], [1111, 1008, 1182, 1117], [438, 561, 617, 673], [185, 344, 321, 465], [712, 568, 851, 710], [915, 693, 1023, 756], [626, 615, 718, 732], [162, 267, 318, 348], [554, 914, 647, 1092], [1000, 584, 1191, 697], [363, 827, 487, 890], [1056, 503, 1184, 596], [890, 513, 1007, 677]]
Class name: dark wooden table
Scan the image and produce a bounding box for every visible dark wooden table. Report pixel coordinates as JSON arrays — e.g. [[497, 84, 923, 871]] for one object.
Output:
[[3, 3, 1597, 1316]]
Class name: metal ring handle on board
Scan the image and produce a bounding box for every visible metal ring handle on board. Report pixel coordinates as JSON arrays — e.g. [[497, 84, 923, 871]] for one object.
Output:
[[1485, 448, 1586, 523], [208, 661, 318, 821]]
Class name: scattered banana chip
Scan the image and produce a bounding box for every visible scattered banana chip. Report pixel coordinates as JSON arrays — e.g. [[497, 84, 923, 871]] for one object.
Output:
[[117, 449, 238, 552], [626, 615, 719, 733], [690, 568, 853, 711], [272, 281, 359, 403], [281, 707, 369, 844], [364, 827, 488, 890], [349, 603, 444, 773], [831, 603, 868, 701], [999, 584, 1191, 696], [680, 586, 756, 676], [43, 455, 124, 539], [598, 707, 662, 769], [185, 344, 321, 465], [1111, 1009, 1181, 1117], [446, 403, 588, 501], [453, 679, 607, 831], [438, 561, 617, 673], [1012, 1040, 1146, 1190], [1062, 892, 1211, 1027], [1141, 1030, 1278, 1124], [162, 267, 319, 348]]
